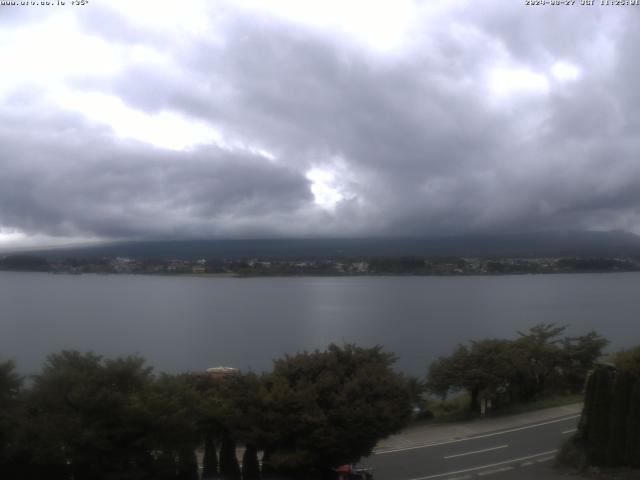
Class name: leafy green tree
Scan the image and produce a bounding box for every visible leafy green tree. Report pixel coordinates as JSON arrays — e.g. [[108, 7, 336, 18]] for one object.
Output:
[[514, 324, 568, 399], [613, 346, 640, 376], [427, 345, 469, 399], [259, 344, 412, 478], [405, 376, 426, 405], [427, 340, 522, 412], [22, 351, 157, 479], [515, 325, 607, 398], [142, 374, 201, 458], [561, 331, 609, 393], [187, 371, 263, 478], [429, 324, 608, 413], [190, 368, 279, 479], [16, 351, 202, 480], [216, 373, 264, 448], [0, 360, 20, 409]]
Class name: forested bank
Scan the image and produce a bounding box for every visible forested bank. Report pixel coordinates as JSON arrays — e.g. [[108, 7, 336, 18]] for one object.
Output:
[[0, 345, 412, 480], [426, 324, 607, 416], [0, 325, 614, 479]]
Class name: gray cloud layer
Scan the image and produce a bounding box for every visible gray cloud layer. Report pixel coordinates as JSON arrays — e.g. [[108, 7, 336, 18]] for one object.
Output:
[[2, 1, 640, 242]]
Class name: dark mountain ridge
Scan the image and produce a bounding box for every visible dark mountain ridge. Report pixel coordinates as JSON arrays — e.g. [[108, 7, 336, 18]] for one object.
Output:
[[8, 230, 640, 261]]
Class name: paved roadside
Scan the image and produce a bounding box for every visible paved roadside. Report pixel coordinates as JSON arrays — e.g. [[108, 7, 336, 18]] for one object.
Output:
[[374, 403, 583, 454]]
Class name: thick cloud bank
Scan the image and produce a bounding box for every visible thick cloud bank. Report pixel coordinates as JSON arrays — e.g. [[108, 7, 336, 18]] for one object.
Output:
[[1, 0, 640, 246]]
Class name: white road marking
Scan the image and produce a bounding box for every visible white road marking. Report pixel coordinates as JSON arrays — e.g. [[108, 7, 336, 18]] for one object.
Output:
[[407, 449, 558, 480], [477, 466, 514, 476], [375, 415, 580, 455], [443, 445, 508, 459], [536, 456, 555, 463], [562, 428, 577, 434]]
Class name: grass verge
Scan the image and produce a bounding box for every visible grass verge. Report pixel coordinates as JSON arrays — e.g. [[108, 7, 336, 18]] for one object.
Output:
[[412, 393, 583, 426]]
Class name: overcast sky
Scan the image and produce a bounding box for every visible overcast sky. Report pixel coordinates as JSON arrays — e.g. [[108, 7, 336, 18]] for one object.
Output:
[[1, 0, 639, 249]]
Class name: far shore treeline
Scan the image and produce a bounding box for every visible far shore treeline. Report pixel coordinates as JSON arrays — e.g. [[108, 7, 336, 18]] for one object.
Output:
[[0, 326, 611, 480], [3, 253, 640, 276]]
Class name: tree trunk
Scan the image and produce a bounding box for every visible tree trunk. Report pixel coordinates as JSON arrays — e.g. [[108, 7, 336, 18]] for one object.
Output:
[[625, 379, 640, 467], [177, 449, 199, 480], [586, 366, 614, 465], [219, 437, 241, 480], [202, 434, 219, 479], [260, 450, 277, 480], [241, 444, 260, 480], [606, 371, 634, 466], [470, 387, 480, 413]]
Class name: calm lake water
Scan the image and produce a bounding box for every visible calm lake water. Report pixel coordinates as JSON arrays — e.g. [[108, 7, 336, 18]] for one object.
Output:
[[1, 271, 639, 376]]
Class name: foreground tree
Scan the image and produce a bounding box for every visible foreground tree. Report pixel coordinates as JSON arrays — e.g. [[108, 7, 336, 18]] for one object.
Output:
[[585, 366, 615, 464], [561, 332, 610, 392], [572, 346, 640, 468], [2, 345, 415, 480], [625, 379, 640, 467], [11, 351, 202, 480], [259, 344, 412, 478], [606, 370, 635, 465], [513, 324, 570, 399], [427, 340, 520, 412], [428, 324, 608, 413], [617, 347, 640, 466], [0, 361, 22, 479], [242, 443, 261, 480], [177, 448, 199, 480], [201, 434, 219, 479], [21, 352, 157, 479], [187, 371, 262, 479], [219, 436, 241, 480]]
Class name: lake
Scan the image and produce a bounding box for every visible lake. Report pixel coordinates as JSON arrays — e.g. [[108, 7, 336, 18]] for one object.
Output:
[[1, 271, 639, 376]]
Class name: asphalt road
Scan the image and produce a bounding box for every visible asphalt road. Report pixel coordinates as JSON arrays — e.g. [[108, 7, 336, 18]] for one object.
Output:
[[366, 414, 580, 480]]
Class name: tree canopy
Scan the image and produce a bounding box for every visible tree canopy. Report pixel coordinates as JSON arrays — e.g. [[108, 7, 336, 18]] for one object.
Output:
[[427, 324, 608, 413], [1, 344, 413, 480], [259, 344, 412, 477], [573, 346, 640, 468]]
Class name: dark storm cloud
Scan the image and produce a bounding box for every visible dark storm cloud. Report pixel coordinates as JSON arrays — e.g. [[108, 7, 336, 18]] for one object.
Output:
[[3, 1, 640, 241], [88, 13, 511, 235], [0, 94, 313, 239]]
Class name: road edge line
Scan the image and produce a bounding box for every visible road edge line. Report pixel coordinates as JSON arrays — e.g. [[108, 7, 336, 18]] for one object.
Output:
[[375, 415, 579, 455], [407, 449, 558, 480]]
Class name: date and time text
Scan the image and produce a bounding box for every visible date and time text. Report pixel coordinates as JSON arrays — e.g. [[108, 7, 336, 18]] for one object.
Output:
[[525, 0, 639, 5]]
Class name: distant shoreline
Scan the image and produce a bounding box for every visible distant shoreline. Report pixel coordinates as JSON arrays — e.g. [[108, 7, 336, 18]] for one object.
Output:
[[2, 269, 640, 278]]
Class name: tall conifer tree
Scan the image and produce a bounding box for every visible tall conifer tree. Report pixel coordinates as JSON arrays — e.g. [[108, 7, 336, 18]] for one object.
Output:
[[606, 370, 634, 466], [242, 444, 261, 480], [202, 435, 219, 479]]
